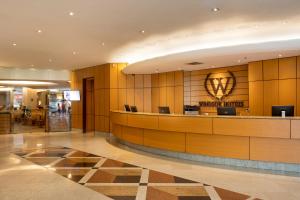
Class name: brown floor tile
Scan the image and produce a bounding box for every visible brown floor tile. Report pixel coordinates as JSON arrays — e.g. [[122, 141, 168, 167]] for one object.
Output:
[[55, 168, 91, 182], [87, 170, 116, 183], [54, 158, 101, 167], [214, 187, 249, 200], [68, 151, 101, 158], [28, 149, 70, 157], [147, 186, 177, 200], [87, 169, 142, 183], [101, 159, 138, 168]]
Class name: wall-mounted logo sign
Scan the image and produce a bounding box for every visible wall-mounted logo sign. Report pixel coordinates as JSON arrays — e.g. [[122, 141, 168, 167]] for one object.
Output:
[[204, 71, 236, 100]]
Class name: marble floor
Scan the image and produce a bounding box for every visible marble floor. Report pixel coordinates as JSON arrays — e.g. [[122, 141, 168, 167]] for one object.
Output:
[[1, 131, 300, 200]]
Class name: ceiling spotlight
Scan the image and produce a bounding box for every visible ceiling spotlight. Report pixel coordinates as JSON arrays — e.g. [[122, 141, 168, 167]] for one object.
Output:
[[278, 54, 283, 58], [48, 59, 52, 62], [211, 7, 220, 12], [101, 42, 105, 46], [69, 12, 74, 16], [37, 29, 42, 33], [12, 43, 17, 46], [237, 59, 241, 63], [140, 30, 145, 34], [72, 51, 77, 55]]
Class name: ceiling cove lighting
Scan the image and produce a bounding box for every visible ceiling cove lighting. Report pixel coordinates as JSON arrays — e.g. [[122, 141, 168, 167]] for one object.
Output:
[[0, 80, 57, 86]]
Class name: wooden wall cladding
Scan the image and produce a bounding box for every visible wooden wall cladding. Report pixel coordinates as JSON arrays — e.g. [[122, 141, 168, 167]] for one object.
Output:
[[250, 137, 300, 164], [0, 113, 11, 134], [127, 114, 158, 129], [213, 118, 290, 138], [151, 71, 184, 114], [186, 134, 249, 160], [249, 56, 299, 116], [184, 65, 249, 114], [144, 129, 186, 152]]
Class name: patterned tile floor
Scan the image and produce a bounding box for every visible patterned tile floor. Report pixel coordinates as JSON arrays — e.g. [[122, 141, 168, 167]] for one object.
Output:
[[12, 146, 261, 200]]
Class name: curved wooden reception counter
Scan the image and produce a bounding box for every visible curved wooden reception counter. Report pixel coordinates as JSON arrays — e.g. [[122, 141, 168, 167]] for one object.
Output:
[[111, 111, 300, 164]]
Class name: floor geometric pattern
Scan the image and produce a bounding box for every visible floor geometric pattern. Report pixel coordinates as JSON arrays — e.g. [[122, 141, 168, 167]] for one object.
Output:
[[12, 146, 261, 200]]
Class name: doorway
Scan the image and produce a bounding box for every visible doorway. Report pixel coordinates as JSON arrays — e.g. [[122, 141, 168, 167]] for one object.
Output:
[[83, 78, 95, 133]]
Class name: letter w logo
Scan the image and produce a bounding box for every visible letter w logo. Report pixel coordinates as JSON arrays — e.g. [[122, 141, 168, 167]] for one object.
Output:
[[209, 77, 232, 96]]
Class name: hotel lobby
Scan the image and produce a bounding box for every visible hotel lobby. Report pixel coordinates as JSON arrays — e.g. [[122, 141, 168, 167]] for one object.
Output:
[[1, 0, 300, 200]]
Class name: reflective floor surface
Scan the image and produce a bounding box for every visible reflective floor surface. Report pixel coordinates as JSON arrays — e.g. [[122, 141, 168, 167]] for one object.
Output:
[[1, 131, 300, 200]]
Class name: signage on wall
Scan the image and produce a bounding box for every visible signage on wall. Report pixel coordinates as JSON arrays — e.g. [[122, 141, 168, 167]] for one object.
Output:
[[199, 71, 244, 107]]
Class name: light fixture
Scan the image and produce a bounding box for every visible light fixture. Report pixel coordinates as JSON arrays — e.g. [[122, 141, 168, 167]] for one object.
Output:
[[12, 43, 17, 46], [69, 12, 74, 16], [140, 30, 145, 34], [37, 29, 42, 33], [101, 42, 105, 46], [72, 51, 77, 55], [0, 80, 57, 86], [278, 54, 283, 58], [211, 7, 220, 12], [237, 59, 241, 63], [49, 59, 52, 62]]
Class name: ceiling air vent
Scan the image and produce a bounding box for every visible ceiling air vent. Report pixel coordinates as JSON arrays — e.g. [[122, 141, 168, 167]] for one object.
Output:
[[186, 62, 203, 65]]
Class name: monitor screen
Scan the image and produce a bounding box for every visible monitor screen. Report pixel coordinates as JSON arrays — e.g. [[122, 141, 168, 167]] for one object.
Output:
[[217, 107, 236, 116], [64, 91, 80, 101], [159, 106, 170, 114], [124, 104, 131, 112], [130, 106, 138, 112], [272, 105, 294, 117]]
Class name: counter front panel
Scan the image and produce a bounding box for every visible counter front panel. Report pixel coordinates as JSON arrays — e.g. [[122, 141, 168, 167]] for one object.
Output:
[[110, 111, 300, 164]]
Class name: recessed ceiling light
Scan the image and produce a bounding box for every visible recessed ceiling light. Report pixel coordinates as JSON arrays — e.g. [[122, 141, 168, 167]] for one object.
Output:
[[69, 12, 74, 16], [101, 42, 105, 46], [12, 43, 17, 46], [278, 54, 283, 58], [72, 51, 77, 55], [140, 30, 145, 34], [237, 59, 241, 63], [48, 59, 52, 62], [211, 7, 220, 12], [37, 29, 42, 33], [30, 64, 34, 67]]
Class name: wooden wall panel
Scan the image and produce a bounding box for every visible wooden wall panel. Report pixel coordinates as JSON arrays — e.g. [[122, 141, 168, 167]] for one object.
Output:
[[126, 89, 135, 106], [250, 137, 300, 164], [127, 75, 135, 89], [175, 71, 184, 86], [134, 89, 144, 112], [279, 79, 297, 108], [118, 64, 127, 89], [213, 118, 290, 138], [144, 129, 186, 152], [118, 89, 127, 110], [297, 56, 300, 78], [151, 74, 159, 87], [144, 75, 151, 88], [159, 73, 167, 87], [94, 67, 105, 89], [297, 79, 300, 116], [174, 86, 184, 114], [249, 81, 264, 115], [263, 59, 278, 80], [134, 75, 144, 88], [151, 88, 160, 113], [263, 80, 279, 115], [144, 88, 152, 113], [110, 89, 118, 111], [159, 87, 167, 106], [159, 116, 212, 134], [166, 72, 175, 86], [110, 64, 118, 89], [122, 126, 144, 145], [248, 61, 263, 81], [95, 115, 105, 132], [166, 87, 175, 113], [186, 134, 249, 160], [279, 57, 297, 79]]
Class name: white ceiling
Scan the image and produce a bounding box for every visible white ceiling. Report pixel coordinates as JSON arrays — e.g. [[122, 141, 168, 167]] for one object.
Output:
[[1, 0, 300, 73]]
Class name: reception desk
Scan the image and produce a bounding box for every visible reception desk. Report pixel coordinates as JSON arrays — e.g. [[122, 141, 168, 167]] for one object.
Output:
[[110, 111, 300, 164], [0, 112, 12, 134]]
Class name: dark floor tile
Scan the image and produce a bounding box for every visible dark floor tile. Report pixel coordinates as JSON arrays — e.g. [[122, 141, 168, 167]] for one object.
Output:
[[178, 197, 211, 200], [109, 196, 136, 200], [174, 177, 197, 183], [114, 176, 141, 183]]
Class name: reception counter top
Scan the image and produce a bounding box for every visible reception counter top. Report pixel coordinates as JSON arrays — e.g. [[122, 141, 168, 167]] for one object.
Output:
[[110, 111, 300, 164]]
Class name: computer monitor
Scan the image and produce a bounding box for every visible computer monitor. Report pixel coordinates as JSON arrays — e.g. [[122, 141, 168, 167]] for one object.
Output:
[[124, 104, 131, 112], [130, 106, 138, 112], [217, 107, 236, 116], [158, 106, 170, 114], [272, 105, 294, 117], [184, 105, 200, 111]]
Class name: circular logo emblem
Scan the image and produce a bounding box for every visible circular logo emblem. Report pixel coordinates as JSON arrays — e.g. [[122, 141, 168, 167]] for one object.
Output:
[[204, 71, 236, 100]]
